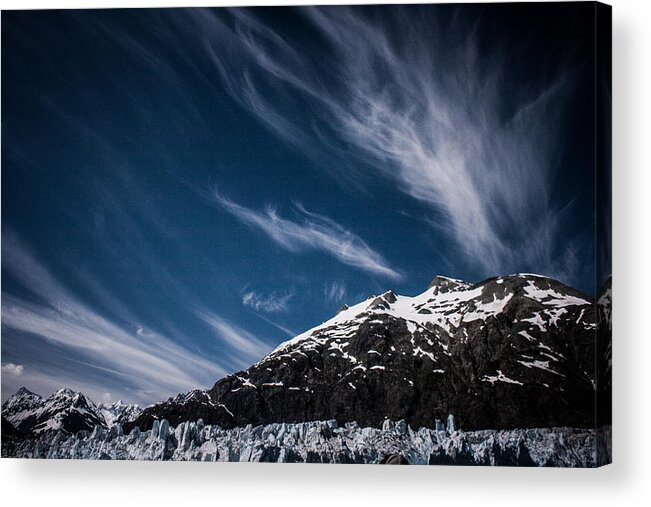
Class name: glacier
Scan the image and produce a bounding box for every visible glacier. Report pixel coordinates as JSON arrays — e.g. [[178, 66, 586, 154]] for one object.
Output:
[[3, 417, 608, 467]]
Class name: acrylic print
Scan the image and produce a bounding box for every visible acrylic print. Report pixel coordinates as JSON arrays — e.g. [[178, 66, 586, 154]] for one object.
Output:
[[1, 2, 612, 466]]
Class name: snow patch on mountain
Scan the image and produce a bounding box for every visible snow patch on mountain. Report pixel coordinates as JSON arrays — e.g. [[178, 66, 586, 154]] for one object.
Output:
[[481, 370, 523, 386]]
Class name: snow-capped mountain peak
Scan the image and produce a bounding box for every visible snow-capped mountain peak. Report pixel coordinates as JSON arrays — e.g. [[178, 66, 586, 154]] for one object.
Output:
[[3, 387, 107, 434], [97, 400, 142, 428], [427, 275, 471, 293], [2, 387, 44, 428], [126, 274, 601, 435], [268, 274, 591, 358], [15, 386, 38, 397]]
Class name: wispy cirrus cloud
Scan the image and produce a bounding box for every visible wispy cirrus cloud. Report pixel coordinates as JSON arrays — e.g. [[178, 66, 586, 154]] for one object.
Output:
[[1, 232, 228, 404], [250, 312, 296, 339], [213, 190, 401, 280], [196, 6, 580, 280], [195, 310, 271, 366], [324, 281, 347, 304], [242, 290, 293, 313]]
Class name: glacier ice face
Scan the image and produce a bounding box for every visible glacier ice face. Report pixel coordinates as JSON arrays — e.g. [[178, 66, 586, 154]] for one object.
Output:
[[446, 414, 455, 433], [2, 418, 606, 467]]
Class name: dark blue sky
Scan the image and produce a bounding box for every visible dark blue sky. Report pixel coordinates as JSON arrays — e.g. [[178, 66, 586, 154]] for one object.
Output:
[[1, 4, 597, 404]]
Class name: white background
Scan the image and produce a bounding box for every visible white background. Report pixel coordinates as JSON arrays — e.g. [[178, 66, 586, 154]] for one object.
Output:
[[1, 0, 649, 505]]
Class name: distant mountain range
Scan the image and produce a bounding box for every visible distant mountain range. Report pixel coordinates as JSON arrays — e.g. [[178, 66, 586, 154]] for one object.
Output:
[[2, 274, 611, 444], [2, 387, 141, 435]]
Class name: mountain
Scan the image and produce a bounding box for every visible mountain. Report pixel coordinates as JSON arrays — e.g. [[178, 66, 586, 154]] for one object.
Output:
[[97, 400, 142, 428], [126, 274, 600, 433], [2, 387, 107, 434], [1, 387, 43, 429], [1, 416, 25, 438], [120, 388, 235, 433]]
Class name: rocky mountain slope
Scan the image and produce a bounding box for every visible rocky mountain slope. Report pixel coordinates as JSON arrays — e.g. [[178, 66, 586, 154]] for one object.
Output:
[[126, 274, 602, 433]]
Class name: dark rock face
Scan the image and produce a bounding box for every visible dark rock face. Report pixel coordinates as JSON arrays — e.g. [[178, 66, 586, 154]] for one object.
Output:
[[1, 416, 23, 437], [124, 390, 234, 433], [126, 274, 601, 434]]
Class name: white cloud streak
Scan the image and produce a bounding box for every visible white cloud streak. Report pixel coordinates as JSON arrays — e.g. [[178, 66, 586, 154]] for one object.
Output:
[[213, 190, 401, 280], [195, 310, 271, 366], [196, 6, 577, 278], [324, 281, 347, 304], [1, 232, 227, 404], [249, 312, 296, 339], [242, 290, 293, 313]]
